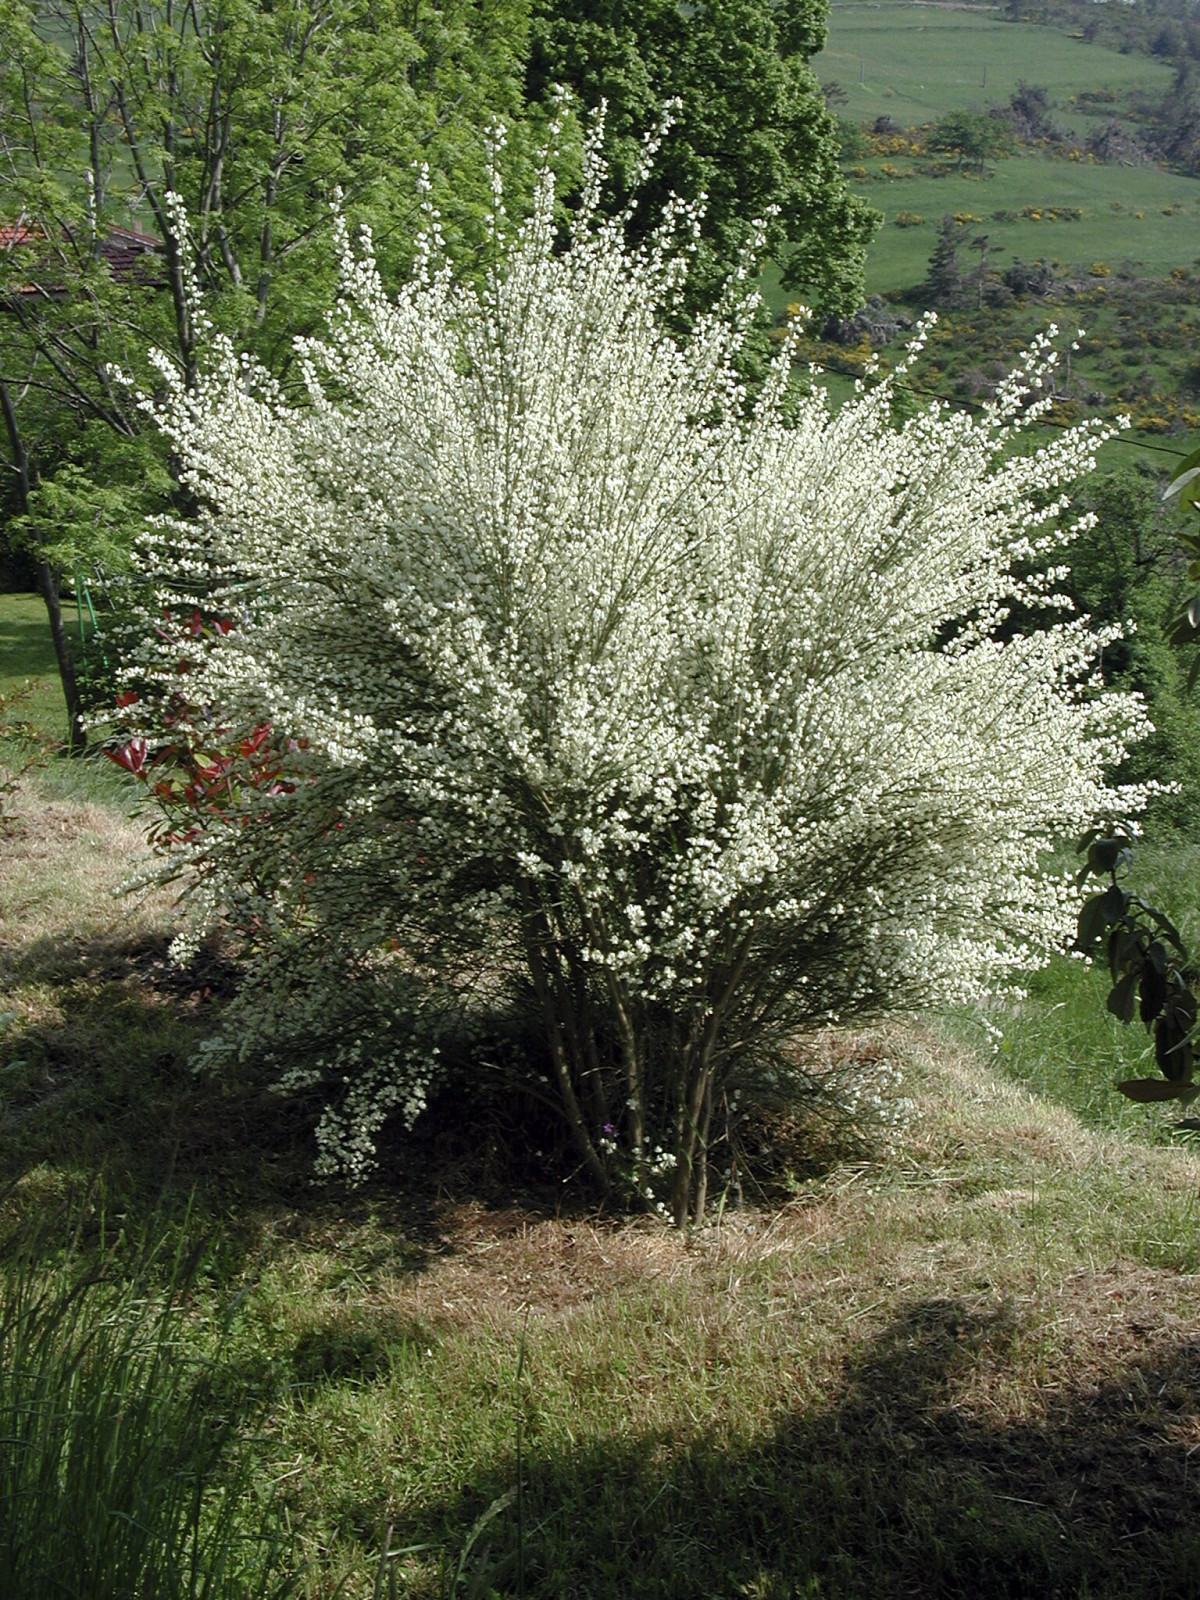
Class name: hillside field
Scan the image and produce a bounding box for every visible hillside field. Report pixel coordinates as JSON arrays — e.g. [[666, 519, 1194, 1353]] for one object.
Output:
[[815, 1, 1175, 132], [841, 156, 1200, 296]]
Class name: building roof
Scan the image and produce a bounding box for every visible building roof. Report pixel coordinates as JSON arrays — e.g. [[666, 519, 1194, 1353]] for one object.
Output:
[[1, 219, 163, 297]]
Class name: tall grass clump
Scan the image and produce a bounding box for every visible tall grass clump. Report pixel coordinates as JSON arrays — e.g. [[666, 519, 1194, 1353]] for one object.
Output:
[[0, 1208, 294, 1600]]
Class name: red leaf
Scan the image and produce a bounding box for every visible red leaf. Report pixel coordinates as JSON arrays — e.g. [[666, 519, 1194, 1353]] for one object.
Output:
[[239, 723, 272, 758], [105, 737, 147, 775]]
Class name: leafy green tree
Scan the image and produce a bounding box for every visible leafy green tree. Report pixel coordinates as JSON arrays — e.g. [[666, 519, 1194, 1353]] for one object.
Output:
[[928, 109, 1015, 176], [0, 0, 533, 750], [1066, 464, 1200, 836], [525, 0, 878, 314]]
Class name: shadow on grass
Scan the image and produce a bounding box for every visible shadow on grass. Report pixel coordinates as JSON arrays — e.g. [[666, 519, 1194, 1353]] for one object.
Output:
[[0, 602, 57, 685], [413, 1297, 1200, 1600], [0, 926, 602, 1271]]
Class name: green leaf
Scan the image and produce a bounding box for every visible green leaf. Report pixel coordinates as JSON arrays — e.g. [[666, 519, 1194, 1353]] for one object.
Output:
[[1139, 963, 1167, 1026], [1106, 968, 1139, 1024], [1117, 1078, 1200, 1104], [1098, 883, 1130, 924], [1131, 899, 1186, 953], [1110, 927, 1144, 984], [1076, 893, 1108, 949], [1167, 596, 1200, 649], [1155, 1011, 1194, 1080], [1163, 444, 1200, 511], [1086, 837, 1131, 877]]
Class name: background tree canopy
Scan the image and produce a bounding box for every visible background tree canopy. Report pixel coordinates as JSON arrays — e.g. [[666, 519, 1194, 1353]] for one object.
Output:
[[1, 0, 878, 750], [526, 0, 878, 313], [0, 0, 536, 745]]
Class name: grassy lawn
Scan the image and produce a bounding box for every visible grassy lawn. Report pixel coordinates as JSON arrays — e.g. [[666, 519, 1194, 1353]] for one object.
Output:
[[4, 744, 1200, 1594], [0, 592, 68, 752], [815, 2, 1175, 132]]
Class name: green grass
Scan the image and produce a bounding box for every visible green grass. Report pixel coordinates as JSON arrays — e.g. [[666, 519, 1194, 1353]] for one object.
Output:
[[0, 592, 141, 805], [849, 155, 1200, 296], [0, 592, 68, 753], [0, 1209, 295, 1599], [816, 1, 1175, 133]]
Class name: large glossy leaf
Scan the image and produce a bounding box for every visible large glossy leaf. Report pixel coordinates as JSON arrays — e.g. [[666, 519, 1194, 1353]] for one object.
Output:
[[1167, 597, 1200, 650], [1106, 968, 1139, 1024], [1076, 893, 1108, 950], [1132, 899, 1186, 953], [1117, 1078, 1200, 1103], [1086, 837, 1132, 877], [1163, 443, 1200, 511], [1139, 963, 1167, 1026], [1110, 928, 1144, 984], [1155, 1013, 1194, 1080], [1099, 883, 1130, 923]]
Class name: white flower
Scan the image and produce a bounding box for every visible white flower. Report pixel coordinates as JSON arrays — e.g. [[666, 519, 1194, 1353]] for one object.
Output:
[[126, 129, 1148, 1200]]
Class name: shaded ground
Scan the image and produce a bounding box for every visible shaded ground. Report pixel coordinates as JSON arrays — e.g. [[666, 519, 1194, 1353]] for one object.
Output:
[[426, 1285, 1200, 1599], [7, 774, 1200, 1597]]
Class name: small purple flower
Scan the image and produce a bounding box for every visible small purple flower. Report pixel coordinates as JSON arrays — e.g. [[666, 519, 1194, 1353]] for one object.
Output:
[[603, 1122, 616, 1136]]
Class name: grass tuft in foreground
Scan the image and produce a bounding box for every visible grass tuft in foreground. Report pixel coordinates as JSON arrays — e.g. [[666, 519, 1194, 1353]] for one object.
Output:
[[0, 1200, 295, 1599]]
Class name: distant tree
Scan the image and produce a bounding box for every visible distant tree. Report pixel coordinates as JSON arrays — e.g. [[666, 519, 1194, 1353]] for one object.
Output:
[[1003, 257, 1056, 297], [526, 0, 878, 314], [1152, 21, 1185, 60], [928, 109, 1015, 176], [1004, 81, 1062, 142], [1151, 63, 1200, 174], [968, 232, 992, 310], [922, 215, 969, 308]]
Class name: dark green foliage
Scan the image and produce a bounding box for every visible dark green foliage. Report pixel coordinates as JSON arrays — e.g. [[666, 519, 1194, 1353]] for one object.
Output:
[[526, 0, 878, 313], [1147, 62, 1200, 173], [0, 0, 536, 746], [1061, 465, 1200, 835], [1075, 833, 1199, 1105], [923, 215, 969, 308]]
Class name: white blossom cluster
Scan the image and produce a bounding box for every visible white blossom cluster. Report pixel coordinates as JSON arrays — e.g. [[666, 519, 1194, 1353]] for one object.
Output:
[[126, 124, 1150, 1201]]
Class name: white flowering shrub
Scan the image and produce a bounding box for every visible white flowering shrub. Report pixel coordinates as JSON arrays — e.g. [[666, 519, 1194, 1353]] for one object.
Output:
[[121, 127, 1149, 1224]]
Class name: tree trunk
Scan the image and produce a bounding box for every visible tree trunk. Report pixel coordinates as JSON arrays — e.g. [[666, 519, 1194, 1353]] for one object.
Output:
[[35, 560, 86, 755], [0, 378, 85, 753]]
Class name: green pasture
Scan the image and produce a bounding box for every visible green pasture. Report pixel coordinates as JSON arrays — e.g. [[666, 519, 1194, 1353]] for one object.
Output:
[[851, 156, 1200, 296], [816, 2, 1175, 133], [0, 593, 67, 752], [765, 154, 1200, 307]]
